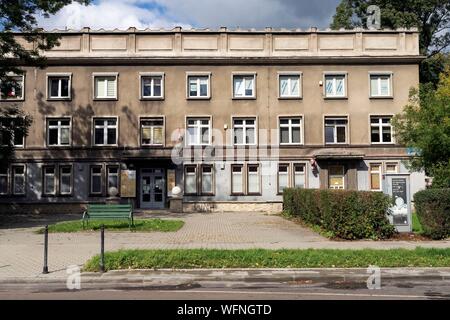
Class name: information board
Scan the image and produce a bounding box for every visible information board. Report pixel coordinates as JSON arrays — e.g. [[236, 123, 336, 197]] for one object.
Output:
[[391, 178, 408, 225]]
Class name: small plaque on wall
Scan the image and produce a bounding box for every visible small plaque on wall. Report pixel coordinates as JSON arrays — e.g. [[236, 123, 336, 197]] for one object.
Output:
[[120, 170, 136, 198]]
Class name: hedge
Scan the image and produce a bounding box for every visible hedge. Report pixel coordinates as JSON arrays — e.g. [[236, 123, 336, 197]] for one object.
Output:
[[283, 189, 395, 240], [414, 188, 450, 239]]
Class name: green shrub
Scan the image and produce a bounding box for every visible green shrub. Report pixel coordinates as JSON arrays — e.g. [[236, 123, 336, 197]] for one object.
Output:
[[283, 189, 395, 240], [414, 188, 450, 239]]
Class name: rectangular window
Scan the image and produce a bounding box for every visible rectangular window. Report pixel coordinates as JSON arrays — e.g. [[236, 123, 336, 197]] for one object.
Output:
[[233, 75, 255, 98], [279, 117, 302, 145], [94, 75, 117, 99], [107, 166, 119, 195], [94, 118, 117, 146], [140, 118, 164, 146], [386, 163, 399, 173], [184, 165, 197, 195], [371, 116, 393, 144], [90, 166, 103, 195], [325, 117, 348, 144], [201, 165, 213, 194], [279, 74, 301, 98], [186, 118, 210, 146], [141, 75, 163, 98], [370, 74, 392, 97], [47, 118, 71, 146], [0, 75, 24, 100], [0, 118, 25, 147], [0, 168, 8, 195], [187, 75, 210, 98], [48, 75, 70, 99], [59, 166, 72, 195], [293, 164, 306, 188], [328, 165, 345, 189], [43, 166, 56, 195], [278, 164, 289, 194], [247, 164, 260, 194], [369, 163, 382, 191], [231, 165, 244, 194], [12, 165, 26, 195], [233, 118, 256, 145], [324, 74, 346, 98]]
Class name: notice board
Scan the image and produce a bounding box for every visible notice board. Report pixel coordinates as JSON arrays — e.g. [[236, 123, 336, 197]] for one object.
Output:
[[120, 170, 136, 198]]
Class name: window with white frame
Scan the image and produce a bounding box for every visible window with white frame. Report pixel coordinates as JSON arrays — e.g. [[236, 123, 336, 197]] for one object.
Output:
[[247, 164, 260, 194], [328, 165, 345, 190], [94, 118, 117, 146], [233, 74, 255, 98], [0, 118, 25, 147], [371, 116, 393, 144], [188, 75, 210, 98], [279, 117, 302, 145], [278, 164, 289, 194], [107, 166, 119, 195], [370, 74, 392, 97], [43, 166, 56, 195], [59, 166, 72, 195], [293, 163, 306, 188], [12, 165, 26, 195], [48, 75, 70, 99], [94, 75, 117, 99], [47, 118, 71, 146], [184, 165, 197, 194], [0, 75, 24, 100], [369, 163, 382, 191], [385, 162, 399, 173], [0, 167, 8, 195], [325, 117, 348, 144], [186, 118, 210, 146], [233, 118, 256, 145], [324, 74, 346, 98], [90, 166, 103, 195], [140, 118, 164, 146], [141, 75, 163, 99], [231, 164, 244, 194], [279, 74, 301, 98]]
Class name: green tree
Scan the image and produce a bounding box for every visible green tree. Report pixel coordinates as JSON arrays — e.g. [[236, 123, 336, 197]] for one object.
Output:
[[0, 0, 90, 166], [391, 68, 450, 187], [330, 0, 450, 84]]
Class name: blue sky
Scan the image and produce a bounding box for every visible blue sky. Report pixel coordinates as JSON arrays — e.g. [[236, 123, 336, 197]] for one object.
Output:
[[36, 0, 342, 30]]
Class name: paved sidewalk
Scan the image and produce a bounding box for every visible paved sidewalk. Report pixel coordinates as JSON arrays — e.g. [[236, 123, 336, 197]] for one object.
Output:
[[1, 212, 449, 279]]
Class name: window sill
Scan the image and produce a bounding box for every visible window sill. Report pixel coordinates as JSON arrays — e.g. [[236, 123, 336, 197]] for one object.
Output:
[[278, 96, 302, 100], [324, 96, 348, 100], [47, 98, 72, 101], [232, 97, 256, 100], [141, 144, 165, 148], [0, 99, 25, 102], [187, 97, 211, 100], [230, 193, 245, 196], [370, 142, 395, 146], [47, 145, 72, 148], [369, 96, 394, 100], [140, 97, 164, 101], [93, 98, 118, 101]]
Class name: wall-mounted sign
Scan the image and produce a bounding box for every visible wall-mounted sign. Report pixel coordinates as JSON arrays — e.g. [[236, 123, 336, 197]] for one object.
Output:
[[120, 170, 136, 198]]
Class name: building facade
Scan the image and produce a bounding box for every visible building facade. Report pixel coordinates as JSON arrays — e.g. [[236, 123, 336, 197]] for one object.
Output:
[[0, 27, 425, 213]]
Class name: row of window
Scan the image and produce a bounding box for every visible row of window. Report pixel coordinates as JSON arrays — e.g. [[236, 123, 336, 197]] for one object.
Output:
[[0, 71, 394, 101], [1, 115, 395, 148], [0, 161, 399, 196]]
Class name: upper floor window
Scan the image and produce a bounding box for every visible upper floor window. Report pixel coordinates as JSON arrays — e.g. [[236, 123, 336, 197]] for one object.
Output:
[[47, 118, 71, 146], [325, 117, 348, 144], [324, 73, 346, 98], [140, 118, 164, 146], [93, 118, 118, 146], [279, 117, 302, 145], [0, 118, 25, 147], [187, 74, 210, 99], [140, 73, 163, 99], [370, 116, 393, 144], [233, 118, 256, 146], [186, 117, 211, 146], [370, 73, 392, 98], [47, 74, 71, 99], [0, 75, 24, 101], [279, 73, 301, 98], [233, 74, 256, 99], [93, 73, 117, 99]]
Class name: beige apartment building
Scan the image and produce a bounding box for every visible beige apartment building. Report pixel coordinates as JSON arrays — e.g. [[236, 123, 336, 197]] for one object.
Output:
[[0, 27, 426, 213]]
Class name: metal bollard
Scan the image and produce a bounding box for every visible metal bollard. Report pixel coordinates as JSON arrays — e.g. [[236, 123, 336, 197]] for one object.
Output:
[[43, 225, 49, 274], [100, 224, 105, 273]]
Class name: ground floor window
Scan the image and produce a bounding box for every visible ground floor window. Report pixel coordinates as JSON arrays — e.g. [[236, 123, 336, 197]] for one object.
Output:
[[0, 168, 8, 195], [385, 162, 399, 173], [12, 165, 26, 195], [369, 163, 382, 191], [231, 163, 260, 195], [184, 165, 197, 195], [277, 163, 306, 193], [90, 166, 103, 195], [184, 164, 215, 196], [278, 164, 289, 194], [43, 166, 56, 195], [231, 164, 244, 194], [293, 164, 306, 188], [107, 166, 119, 195], [328, 165, 345, 189], [201, 165, 214, 194], [247, 164, 260, 194], [59, 166, 73, 195]]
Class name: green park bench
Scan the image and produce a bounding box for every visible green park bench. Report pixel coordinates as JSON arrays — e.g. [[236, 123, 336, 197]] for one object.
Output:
[[82, 204, 134, 229]]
